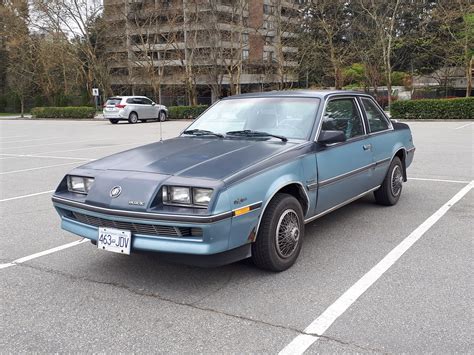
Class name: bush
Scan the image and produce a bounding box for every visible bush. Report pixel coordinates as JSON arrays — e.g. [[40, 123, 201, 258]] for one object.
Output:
[[31, 106, 96, 119], [376, 96, 398, 110], [390, 97, 474, 120], [167, 105, 208, 119]]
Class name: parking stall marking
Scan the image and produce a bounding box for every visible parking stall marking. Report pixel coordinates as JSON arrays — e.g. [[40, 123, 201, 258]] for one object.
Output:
[[0, 239, 89, 270], [409, 177, 471, 184], [0, 190, 55, 202], [0, 153, 95, 161], [0, 136, 63, 144], [279, 180, 473, 355], [0, 161, 81, 175], [454, 122, 474, 130], [0, 137, 115, 151]]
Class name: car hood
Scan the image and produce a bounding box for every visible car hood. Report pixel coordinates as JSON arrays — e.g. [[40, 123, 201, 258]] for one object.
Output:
[[80, 137, 299, 181]]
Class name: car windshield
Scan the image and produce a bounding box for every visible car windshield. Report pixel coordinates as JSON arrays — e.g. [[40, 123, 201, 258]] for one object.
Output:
[[184, 97, 320, 140], [105, 98, 121, 106]]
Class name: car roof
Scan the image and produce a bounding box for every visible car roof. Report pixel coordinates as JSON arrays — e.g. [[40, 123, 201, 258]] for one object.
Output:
[[107, 96, 150, 99], [224, 90, 373, 100]]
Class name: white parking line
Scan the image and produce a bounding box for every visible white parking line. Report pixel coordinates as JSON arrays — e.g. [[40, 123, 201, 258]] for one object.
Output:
[[279, 180, 474, 355], [0, 239, 89, 270], [0, 190, 55, 202], [0, 136, 62, 144], [409, 177, 471, 184], [0, 161, 80, 175], [0, 135, 29, 139], [0, 153, 94, 161], [0, 137, 113, 150], [454, 122, 474, 130]]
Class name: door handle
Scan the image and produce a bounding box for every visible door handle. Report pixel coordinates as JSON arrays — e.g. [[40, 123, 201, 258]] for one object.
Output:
[[363, 144, 372, 151]]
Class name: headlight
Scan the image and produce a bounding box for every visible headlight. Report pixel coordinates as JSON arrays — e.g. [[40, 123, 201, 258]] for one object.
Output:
[[169, 186, 191, 204], [162, 186, 213, 207], [193, 188, 213, 205], [67, 175, 94, 194]]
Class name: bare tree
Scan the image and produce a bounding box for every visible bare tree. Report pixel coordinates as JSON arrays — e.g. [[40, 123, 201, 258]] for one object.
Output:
[[31, 0, 112, 99], [358, 0, 401, 107]]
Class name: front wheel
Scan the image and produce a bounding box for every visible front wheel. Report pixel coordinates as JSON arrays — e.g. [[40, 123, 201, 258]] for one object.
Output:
[[251, 193, 304, 272], [374, 156, 403, 206], [128, 112, 139, 124], [158, 111, 167, 122]]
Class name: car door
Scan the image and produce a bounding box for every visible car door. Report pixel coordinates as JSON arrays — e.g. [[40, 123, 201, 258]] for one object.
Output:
[[359, 97, 394, 185], [314, 97, 374, 215], [141, 97, 156, 119]]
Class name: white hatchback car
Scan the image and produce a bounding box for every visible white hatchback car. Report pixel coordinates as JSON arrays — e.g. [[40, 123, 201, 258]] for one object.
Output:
[[103, 96, 168, 124]]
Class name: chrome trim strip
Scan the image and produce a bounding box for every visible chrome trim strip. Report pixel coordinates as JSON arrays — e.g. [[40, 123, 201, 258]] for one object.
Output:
[[375, 157, 391, 167], [52, 196, 233, 224], [307, 182, 318, 191], [304, 186, 380, 224], [319, 162, 375, 188], [406, 147, 416, 153]]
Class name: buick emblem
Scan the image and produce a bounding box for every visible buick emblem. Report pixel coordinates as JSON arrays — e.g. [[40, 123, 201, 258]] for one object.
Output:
[[110, 186, 122, 198]]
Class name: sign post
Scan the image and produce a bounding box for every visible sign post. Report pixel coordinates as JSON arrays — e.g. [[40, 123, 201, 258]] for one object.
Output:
[[92, 88, 99, 111]]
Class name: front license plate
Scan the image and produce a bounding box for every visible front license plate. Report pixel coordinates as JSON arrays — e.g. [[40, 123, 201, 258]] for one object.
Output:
[[98, 227, 131, 255]]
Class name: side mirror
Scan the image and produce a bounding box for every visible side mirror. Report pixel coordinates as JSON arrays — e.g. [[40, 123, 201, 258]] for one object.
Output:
[[152, 102, 156, 106], [318, 130, 346, 145]]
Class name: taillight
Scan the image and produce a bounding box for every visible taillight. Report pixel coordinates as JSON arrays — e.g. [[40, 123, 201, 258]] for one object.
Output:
[[115, 104, 126, 109]]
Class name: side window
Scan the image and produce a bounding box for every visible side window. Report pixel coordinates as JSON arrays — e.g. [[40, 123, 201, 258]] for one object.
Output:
[[361, 98, 389, 132], [321, 98, 364, 140], [126, 98, 134, 104], [142, 98, 153, 105]]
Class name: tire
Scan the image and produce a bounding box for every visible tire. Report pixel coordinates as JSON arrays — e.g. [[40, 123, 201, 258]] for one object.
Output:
[[109, 119, 119, 124], [251, 193, 304, 272], [374, 156, 403, 206], [128, 112, 139, 124], [158, 111, 167, 122]]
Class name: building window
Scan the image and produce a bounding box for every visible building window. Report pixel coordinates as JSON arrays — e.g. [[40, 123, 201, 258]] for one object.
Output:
[[242, 33, 249, 44], [263, 20, 274, 30], [242, 49, 249, 60], [265, 36, 273, 45], [263, 50, 273, 62], [263, 4, 275, 15]]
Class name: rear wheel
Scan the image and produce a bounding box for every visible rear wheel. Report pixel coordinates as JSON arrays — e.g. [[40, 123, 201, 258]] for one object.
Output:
[[374, 156, 403, 206], [159, 111, 167, 122], [251, 193, 304, 272], [109, 119, 119, 124], [128, 112, 138, 124]]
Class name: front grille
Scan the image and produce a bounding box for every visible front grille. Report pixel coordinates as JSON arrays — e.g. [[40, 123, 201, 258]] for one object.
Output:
[[70, 211, 202, 238]]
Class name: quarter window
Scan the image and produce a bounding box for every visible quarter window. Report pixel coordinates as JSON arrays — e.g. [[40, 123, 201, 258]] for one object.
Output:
[[361, 98, 389, 132], [321, 98, 365, 140]]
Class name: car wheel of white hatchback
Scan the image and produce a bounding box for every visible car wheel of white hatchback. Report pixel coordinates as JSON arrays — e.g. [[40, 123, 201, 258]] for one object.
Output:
[[128, 112, 139, 124]]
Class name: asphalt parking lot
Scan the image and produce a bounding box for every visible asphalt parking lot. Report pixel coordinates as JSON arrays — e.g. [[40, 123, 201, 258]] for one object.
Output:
[[1, 119, 473, 353]]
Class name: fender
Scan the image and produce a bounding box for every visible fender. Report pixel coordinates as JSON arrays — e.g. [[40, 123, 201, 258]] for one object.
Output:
[[255, 179, 310, 237]]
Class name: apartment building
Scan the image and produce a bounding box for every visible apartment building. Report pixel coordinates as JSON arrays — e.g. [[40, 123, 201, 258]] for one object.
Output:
[[104, 0, 303, 105]]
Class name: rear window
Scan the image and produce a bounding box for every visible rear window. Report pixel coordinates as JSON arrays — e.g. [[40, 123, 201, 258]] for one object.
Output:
[[106, 98, 122, 105]]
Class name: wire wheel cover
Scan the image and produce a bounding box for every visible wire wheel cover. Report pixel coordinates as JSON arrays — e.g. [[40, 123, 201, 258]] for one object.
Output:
[[275, 209, 300, 258], [391, 165, 403, 196]]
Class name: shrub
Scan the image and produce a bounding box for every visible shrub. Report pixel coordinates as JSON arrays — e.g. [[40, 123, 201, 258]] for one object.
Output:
[[167, 105, 208, 119], [31, 106, 96, 119], [390, 97, 474, 120]]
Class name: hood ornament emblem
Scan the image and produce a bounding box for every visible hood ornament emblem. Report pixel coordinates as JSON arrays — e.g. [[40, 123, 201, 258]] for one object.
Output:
[[110, 186, 122, 198]]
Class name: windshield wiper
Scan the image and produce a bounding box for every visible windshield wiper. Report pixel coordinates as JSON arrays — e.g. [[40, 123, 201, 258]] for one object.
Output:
[[226, 130, 287, 142], [183, 129, 224, 138]]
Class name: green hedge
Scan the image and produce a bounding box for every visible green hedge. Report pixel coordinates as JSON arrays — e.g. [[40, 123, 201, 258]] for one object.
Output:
[[390, 97, 474, 120], [31, 106, 96, 119], [167, 105, 208, 119]]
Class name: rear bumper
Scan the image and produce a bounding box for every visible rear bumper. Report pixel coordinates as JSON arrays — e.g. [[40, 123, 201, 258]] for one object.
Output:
[[103, 111, 127, 119]]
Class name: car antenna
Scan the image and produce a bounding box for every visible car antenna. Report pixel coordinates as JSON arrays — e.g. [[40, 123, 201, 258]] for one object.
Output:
[[159, 118, 163, 142]]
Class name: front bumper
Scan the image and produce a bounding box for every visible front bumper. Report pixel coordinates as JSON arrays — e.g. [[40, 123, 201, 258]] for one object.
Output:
[[52, 196, 261, 264]]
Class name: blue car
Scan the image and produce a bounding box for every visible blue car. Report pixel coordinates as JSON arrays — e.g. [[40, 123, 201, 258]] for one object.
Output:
[[52, 91, 415, 271]]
